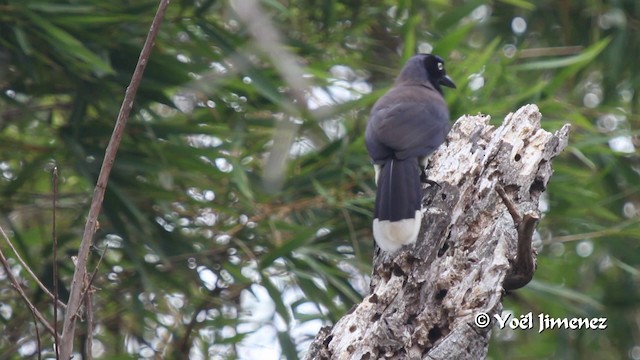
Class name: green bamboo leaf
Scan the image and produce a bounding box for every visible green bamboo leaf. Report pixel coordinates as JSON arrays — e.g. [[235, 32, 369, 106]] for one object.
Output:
[[527, 280, 604, 310], [298, 254, 361, 304], [434, 0, 486, 31], [27, 3, 95, 13], [262, 0, 289, 13], [514, 38, 611, 71], [230, 157, 255, 202], [24, 10, 114, 74], [292, 268, 342, 318], [13, 27, 33, 55], [258, 225, 316, 270], [193, 20, 293, 112], [277, 331, 299, 360], [401, 14, 421, 61], [321, 0, 336, 33], [446, 37, 500, 106], [262, 277, 292, 325], [568, 147, 597, 171], [0, 153, 50, 199], [312, 179, 333, 202], [613, 257, 640, 278], [50, 15, 141, 25], [431, 21, 476, 58], [497, 0, 535, 10]]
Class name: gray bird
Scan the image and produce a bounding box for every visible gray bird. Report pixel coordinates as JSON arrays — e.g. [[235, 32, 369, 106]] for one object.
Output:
[[365, 54, 456, 252]]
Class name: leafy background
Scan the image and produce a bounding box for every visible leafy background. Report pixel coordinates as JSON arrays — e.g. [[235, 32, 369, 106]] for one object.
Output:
[[0, 0, 639, 359]]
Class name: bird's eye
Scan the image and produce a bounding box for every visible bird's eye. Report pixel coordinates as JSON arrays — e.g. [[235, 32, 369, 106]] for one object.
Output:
[[437, 62, 444, 71]]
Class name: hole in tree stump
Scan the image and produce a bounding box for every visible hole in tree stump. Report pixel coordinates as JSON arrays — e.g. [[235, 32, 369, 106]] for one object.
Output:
[[371, 313, 381, 322], [530, 178, 546, 197], [437, 242, 449, 257], [323, 335, 333, 346], [435, 288, 448, 301], [392, 263, 405, 277], [428, 326, 442, 342]]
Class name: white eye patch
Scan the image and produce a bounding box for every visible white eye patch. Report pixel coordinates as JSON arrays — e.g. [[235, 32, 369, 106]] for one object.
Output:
[[437, 62, 444, 71]]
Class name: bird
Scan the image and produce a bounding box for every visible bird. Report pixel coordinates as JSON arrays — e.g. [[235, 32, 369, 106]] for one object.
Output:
[[365, 54, 456, 252]]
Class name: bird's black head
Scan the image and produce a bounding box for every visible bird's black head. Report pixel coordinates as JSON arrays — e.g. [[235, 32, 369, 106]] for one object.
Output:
[[423, 54, 456, 94], [396, 54, 456, 94]]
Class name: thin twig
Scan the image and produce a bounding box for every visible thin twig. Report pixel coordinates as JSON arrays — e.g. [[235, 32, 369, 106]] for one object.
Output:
[[30, 309, 42, 360], [77, 245, 109, 312], [0, 247, 57, 336], [80, 244, 109, 360], [58, 1, 171, 357], [85, 277, 94, 360], [52, 166, 60, 360], [0, 224, 66, 309]]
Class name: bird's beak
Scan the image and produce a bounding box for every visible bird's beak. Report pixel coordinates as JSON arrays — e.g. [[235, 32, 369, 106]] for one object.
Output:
[[440, 75, 456, 89]]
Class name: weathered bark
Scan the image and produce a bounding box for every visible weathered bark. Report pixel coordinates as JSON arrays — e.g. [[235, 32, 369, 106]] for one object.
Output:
[[305, 105, 570, 360]]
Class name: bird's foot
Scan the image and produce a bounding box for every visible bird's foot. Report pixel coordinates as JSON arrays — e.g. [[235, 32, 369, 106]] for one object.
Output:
[[421, 175, 441, 188]]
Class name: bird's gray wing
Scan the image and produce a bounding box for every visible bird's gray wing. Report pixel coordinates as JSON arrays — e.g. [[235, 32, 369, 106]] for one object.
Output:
[[368, 92, 450, 160]]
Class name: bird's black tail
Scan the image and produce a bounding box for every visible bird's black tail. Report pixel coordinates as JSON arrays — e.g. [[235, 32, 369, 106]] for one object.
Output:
[[373, 158, 422, 252]]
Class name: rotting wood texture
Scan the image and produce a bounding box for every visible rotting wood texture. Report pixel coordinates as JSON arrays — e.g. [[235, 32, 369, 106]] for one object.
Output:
[[305, 104, 571, 360]]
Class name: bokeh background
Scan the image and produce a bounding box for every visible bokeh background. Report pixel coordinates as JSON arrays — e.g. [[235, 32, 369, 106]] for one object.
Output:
[[1, 0, 639, 359]]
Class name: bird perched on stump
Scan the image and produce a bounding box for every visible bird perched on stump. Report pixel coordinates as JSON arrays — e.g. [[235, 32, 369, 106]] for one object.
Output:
[[365, 54, 456, 252]]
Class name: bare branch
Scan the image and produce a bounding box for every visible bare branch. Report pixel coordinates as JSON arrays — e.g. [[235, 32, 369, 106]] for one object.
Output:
[[0, 244, 58, 336], [31, 309, 42, 360], [58, 1, 171, 358], [0, 220, 66, 309], [85, 277, 94, 360], [52, 166, 60, 360], [77, 245, 109, 312]]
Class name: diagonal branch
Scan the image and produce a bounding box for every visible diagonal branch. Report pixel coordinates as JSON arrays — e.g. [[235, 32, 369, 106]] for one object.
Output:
[[57, 0, 171, 358], [0, 223, 66, 309], [0, 244, 58, 337]]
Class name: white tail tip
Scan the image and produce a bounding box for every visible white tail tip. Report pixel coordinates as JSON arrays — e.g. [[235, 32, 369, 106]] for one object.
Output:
[[372, 210, 421, 252]]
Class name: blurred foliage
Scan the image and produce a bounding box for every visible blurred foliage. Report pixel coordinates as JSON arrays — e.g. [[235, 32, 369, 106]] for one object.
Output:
[[0, 0, 639, 359]]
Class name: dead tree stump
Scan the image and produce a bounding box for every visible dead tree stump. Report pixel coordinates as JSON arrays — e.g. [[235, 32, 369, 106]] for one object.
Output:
[[305, 104, 571, 359]]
